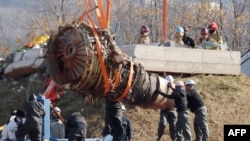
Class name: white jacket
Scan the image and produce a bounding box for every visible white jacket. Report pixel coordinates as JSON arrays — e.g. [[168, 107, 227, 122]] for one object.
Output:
[[1, 116, 15, 140], [1, 124, 8, 140], [1, 117, 26, 140]]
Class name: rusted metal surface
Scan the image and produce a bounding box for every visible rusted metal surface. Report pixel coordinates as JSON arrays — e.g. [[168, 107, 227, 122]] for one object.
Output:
[[44, 22, 174, 109]]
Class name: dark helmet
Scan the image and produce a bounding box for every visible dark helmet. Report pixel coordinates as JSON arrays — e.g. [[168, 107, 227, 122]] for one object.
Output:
[[140, 25, 149, 34], [183, 26, 189, 32], [28, 93, 37, 101], [208, 22, 218, 31], [16, 110, 25, 118], [11, 110, 17, 116], [201, 28, 209, 35]]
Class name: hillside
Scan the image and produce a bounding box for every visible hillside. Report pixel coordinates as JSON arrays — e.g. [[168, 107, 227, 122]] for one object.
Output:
[[0, 74, 250, 141]]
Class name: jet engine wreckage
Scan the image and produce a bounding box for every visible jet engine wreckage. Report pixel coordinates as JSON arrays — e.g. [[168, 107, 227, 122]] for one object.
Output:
[[44, 21, 174, 110], [43, 1, 174, 109]]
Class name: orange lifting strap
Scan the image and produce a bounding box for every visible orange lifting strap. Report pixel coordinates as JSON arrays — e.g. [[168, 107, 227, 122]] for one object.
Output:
[[106, 0, 111, 27], [112, 71, 120, 90], [78, 0, 112, 93], [80, 0, 130, 100], [94, 0, 107, 29], [78, 0, 91, 23], [87, 14, 110, 93], [113, 62, 133, 101]]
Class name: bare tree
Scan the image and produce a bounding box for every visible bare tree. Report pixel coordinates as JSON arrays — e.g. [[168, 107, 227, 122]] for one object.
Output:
[[229, 0, 249, 51], [3, 0, 250, 51]]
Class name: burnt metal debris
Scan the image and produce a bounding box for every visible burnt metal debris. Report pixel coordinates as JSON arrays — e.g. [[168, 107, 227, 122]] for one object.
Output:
[[44, 22, 174, 109]]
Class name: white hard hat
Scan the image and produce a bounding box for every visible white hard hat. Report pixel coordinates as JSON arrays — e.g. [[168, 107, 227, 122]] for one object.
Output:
[[165, 75, 174, 83], [175, 81, 184, 86], [185, 79, 195, 85], [121, 105, 126, 110], [103, 134, 113, 141], [54, 107, 61, 112]]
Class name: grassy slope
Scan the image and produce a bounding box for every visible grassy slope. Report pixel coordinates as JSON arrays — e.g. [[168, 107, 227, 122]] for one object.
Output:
[[0, 74, 250, 141]]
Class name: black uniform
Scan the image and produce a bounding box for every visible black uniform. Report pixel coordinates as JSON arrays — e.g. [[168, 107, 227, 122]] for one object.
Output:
[[186, 89, 204, 113], [160, 86, 192, 141], [66, 112, 87, 141], [16, 94, 46, 141], [162, 87, 188, 112], [186, 88, 209, 141], [183, 34, 195, 48], [102, 98, 123, 141]]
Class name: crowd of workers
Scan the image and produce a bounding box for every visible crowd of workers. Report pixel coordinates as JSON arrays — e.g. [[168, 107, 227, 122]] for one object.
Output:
[[138, 21, 223, 50], [137, 23, 216, 141], [1, 75, 208, 141], [1, 93, 132, 141], [0, 94, 88, 141], [157, 75, 209, 141], [0, 23, 212, 141]]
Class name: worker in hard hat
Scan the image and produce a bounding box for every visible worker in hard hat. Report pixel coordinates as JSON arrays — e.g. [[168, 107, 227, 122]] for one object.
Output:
[[185, 79, 209, 141], [156, 75, 177, 141], [195, 27, 216, 47], [159, 81, 192, 141], [208, 22, 223, 44], [137, 25, 151, 44], [50, 106, 65, 139], [120, 104, 132, 141], [195, 27, 220, 50], [174, 26, 185, 45]]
